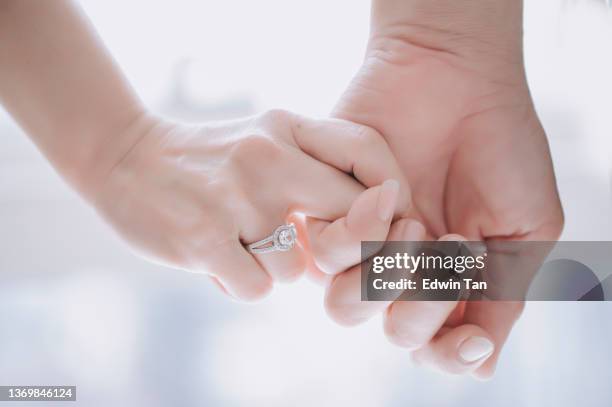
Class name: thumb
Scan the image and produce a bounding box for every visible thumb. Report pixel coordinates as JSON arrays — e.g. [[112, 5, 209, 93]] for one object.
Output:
[[290, 115, 411, 218], [306, 179, 403, 276]]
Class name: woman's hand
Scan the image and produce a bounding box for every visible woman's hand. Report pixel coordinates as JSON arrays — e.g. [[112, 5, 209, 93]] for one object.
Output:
[[0, 1, 414, 305], [91, 109, 412, 301]]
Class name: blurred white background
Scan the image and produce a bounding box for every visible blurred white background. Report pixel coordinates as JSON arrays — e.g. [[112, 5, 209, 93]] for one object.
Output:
[[1, 1, 612, 406]]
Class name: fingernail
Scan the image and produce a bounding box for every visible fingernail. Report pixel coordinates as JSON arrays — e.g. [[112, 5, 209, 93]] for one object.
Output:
[[439, 234, 467, 242], [458, 337, 494, 364], [377, 180, 399, 222], [403, 220, 426, 241]]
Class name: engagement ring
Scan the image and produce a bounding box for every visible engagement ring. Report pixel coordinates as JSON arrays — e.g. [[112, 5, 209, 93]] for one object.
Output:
[[247, 224, 297, 254]]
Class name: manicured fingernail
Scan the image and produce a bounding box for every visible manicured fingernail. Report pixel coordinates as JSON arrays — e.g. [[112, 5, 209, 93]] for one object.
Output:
[[458, 337, 494, 364], [377, 180, 399, 222], [403, 220, 426, 240], [439, 233, 467, 242]]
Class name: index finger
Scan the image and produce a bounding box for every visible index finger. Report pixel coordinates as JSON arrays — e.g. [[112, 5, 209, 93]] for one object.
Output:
[[290, 115, 411, 217]]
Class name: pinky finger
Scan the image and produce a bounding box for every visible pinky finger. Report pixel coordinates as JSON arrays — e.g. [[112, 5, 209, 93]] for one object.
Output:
[[206, 240, 273, 302], [411, 324, 495, 376]]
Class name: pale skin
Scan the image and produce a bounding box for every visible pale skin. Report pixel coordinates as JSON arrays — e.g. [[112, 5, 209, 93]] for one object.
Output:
[[0, 0, 421, 301], [0, 0, 563, 380], [321, 0, 564, 379]]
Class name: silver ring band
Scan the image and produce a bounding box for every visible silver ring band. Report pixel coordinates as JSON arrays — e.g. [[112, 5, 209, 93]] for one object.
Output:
[[247, 224, 297, 254]]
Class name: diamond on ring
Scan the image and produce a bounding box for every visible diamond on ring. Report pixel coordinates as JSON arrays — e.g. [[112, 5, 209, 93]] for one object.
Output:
[[247, 224, 297, 254]]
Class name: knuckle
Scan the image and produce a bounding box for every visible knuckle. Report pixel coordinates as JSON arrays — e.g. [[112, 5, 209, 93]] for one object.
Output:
[[238, 278, 274, 303], [229, 134, 283, 165], [387, 329, 426, 350], [260, 108, 293, 125], [534, 196, 565, 241], [356, 125, 385, 152], [550, 207, 565, 240], [395, 181, 413, 215]]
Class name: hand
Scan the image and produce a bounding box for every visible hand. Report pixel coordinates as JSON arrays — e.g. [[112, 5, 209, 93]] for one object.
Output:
[[91, 109, 411, 302], [326, 1, 564, 378]]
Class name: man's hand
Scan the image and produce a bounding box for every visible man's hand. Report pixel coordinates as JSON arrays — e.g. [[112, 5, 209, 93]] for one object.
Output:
[[326, 0, 563, 378]]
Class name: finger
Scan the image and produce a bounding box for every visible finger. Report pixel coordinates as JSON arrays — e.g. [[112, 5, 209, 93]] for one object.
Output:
[[307, 180, 402, 275], [209, 276, 232, 297], [206, 240, 273, 302], [384, 301, 457, 350], [237, 209, 306, 284], [383, 233, 466, 349], [251, 236, 307, 283], [411, 324, 495, 375], [293, 180, 399, 286], [293, 216, 333, 286], [302, 214, 414, 288], [286, 150, 365, 220], [456, 236, 552, 379], [305, 259, 332, 286], [291, 115, 411, 216], [445, 301, 467, 327], [463, 301, 525, 379], [324, 218, 426, 326]]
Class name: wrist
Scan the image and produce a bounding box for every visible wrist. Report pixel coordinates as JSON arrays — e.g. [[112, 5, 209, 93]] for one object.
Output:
[[368, 0, 524, 75], [71, 107, 158, 203]]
